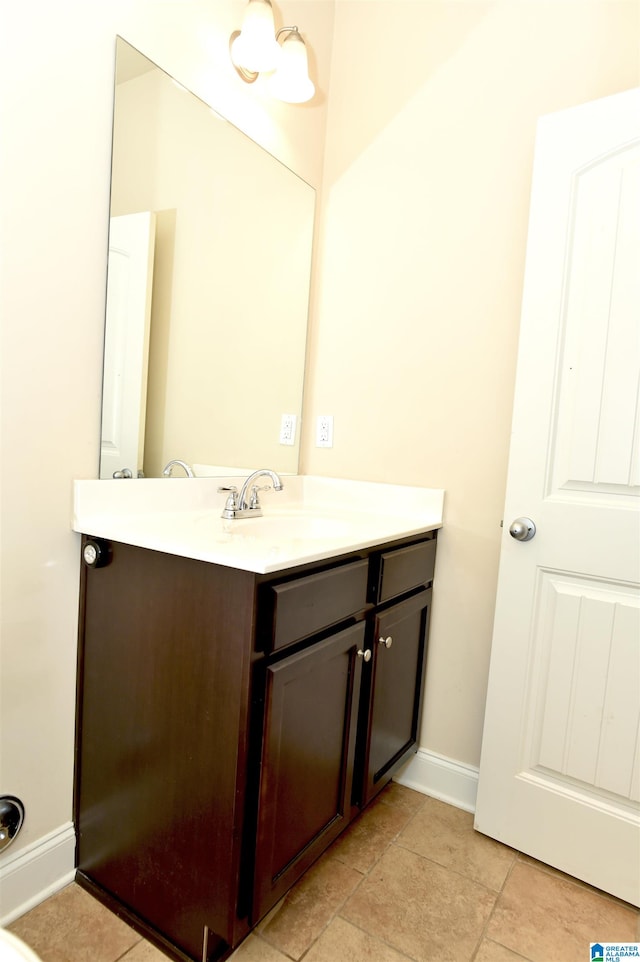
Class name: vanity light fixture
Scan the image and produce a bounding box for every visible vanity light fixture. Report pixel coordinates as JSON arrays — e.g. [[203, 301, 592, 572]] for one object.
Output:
[[230, 0, 315, 104]]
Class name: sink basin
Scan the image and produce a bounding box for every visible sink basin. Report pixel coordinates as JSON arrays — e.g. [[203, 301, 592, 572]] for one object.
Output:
[[224, 513, 356, 542]]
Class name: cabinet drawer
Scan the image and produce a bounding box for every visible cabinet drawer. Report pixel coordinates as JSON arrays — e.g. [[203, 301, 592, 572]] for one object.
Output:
[[269, 559, 369, 651], [376, 539, 436, 604]]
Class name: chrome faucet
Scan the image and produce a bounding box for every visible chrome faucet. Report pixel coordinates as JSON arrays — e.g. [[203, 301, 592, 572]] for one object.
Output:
[[162, 459, 195, 478], [218, 468, 283, 520]]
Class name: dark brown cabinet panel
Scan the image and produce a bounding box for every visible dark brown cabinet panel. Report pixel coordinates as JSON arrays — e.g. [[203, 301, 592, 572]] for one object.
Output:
[[374, 540, 436, 604], [266, 559, 368, 652], [75, 542, 256, 961], [252, 621, 365, 920], [359, 589, 432, 806], [75, 530, 436, 962]]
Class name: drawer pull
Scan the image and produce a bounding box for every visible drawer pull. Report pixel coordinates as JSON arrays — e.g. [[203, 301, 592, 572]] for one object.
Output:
[[357, 648, 372, 662], [379, 636, 393, 649]]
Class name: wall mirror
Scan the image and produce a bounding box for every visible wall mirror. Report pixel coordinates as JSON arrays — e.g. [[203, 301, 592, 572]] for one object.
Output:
[[99, 37, 315, 479]]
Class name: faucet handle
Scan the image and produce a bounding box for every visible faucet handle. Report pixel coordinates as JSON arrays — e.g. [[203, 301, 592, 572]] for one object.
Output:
[[218, 485, 239, 518], [248, 484, 272, 509]]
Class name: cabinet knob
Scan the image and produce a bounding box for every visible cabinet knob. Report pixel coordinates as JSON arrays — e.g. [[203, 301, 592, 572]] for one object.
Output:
[[357, 648, 372, 662], [379, 636, 393, 649]]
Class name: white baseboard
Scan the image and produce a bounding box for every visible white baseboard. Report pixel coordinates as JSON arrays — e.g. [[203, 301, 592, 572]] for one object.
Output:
[[0, 822, 76, 926], [394, 748, 479, 813]]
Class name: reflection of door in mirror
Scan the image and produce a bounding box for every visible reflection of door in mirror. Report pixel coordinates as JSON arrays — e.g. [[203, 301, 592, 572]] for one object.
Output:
[[100, 212, 156, 479], [100, 39, 315, 479]]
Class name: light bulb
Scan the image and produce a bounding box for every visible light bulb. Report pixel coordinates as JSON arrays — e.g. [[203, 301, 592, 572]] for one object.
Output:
[[268, 30, 315, 104], [231, 0, 281, 74]]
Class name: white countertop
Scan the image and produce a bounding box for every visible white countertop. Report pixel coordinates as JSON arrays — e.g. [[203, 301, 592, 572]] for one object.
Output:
[[73, 476, 444, 574]]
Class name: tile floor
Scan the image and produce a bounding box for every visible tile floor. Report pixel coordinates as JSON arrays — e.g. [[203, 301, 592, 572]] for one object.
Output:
[[9, 785, 640, 962]]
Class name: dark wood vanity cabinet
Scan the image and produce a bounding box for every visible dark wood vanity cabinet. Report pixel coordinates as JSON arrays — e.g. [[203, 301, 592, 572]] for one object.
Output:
[[74, 531, 436, 962]]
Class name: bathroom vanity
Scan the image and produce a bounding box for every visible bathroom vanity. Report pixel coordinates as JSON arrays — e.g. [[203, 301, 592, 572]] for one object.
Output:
[[72, 477, 443, 962], [82, 41, 445, 960]]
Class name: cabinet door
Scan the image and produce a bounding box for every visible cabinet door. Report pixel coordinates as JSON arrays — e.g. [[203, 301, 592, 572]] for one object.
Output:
[[359, 589, 431, 806], [253, 621, 366, 922]]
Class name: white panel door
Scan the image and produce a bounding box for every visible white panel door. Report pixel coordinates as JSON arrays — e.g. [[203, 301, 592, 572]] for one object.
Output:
[[100, 211, 156, 479], [475, 88, 640, 906]]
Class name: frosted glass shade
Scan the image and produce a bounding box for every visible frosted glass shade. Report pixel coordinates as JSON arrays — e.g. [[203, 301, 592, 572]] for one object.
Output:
[[231, 0, 281, 74], [268, 31, 315, 104]]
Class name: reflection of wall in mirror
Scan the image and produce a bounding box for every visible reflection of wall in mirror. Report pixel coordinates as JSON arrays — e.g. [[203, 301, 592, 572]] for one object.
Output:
[[110, 57, 314, 477]]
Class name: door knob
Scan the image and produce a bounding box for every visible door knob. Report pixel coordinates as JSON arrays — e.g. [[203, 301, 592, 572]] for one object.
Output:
[[357, 649, 372, 662], [379, 636, 393, 648], [509, 517, 536, 542]]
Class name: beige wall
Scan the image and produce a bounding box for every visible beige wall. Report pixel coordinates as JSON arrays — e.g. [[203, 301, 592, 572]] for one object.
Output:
[[302, 0, 640, 765], [0, 0, 334, 859]]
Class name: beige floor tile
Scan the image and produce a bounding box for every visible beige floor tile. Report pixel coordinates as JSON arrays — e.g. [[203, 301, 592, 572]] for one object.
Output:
[[228, 933, 292, 962], [8, 884, 141, 962], [379, 782, 428, 816], [304, 917, 413, 962], [487, 861, 640, 962], [329, 791, 418, 874], [257, 856, 363, 960], [396, 795, 516, 891], [342, 844, 496, 962], [474, 939, 532, 962], [120, 940, 173, 961], [517, 853, 640, 914]]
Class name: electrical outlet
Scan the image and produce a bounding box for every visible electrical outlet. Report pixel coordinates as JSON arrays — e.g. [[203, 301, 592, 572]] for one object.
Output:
[[316, 415, 333, 448], [279, 414, 297, 445]]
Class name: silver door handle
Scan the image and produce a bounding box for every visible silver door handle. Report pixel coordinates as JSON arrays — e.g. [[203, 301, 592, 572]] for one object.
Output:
[[509, 517, 536, 542]]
